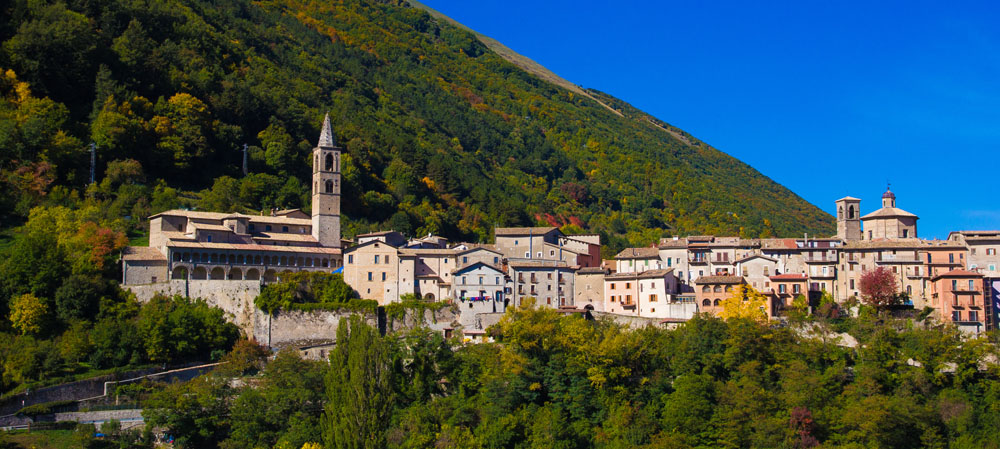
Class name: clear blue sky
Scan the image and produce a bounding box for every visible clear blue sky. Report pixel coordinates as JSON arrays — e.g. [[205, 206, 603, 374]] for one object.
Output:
[[422, 0, 1000, 239]]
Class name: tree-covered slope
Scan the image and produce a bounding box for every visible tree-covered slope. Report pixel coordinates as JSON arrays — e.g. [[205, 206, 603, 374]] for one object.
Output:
[[0, 0, 833, 251]]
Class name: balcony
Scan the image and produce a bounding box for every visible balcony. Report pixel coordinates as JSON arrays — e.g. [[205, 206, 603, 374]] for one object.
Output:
[[688, 258, 708, 264], [622, 303, 636, 310]]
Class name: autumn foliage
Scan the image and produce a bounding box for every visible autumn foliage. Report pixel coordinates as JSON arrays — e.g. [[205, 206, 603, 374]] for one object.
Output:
[[859, 266, 899, 309]]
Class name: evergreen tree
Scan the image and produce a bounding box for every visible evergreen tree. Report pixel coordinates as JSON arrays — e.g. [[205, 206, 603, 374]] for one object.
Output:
[[323, 316, 395, 449]]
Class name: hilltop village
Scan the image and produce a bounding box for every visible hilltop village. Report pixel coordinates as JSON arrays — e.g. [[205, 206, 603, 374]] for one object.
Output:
[[121, 117, 1000, 336]]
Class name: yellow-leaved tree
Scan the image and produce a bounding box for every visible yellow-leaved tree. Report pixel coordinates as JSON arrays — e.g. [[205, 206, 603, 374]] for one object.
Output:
[[718, 284, 770, 322], [10, 293, 48, 335]]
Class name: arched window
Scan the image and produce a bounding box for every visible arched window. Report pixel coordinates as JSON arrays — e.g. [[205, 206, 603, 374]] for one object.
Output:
[[848, 205, 856, 219], [325, 180, 333, 193], [702, 299, 711, 307], [325, 153, 334, 171], [713, 285, 722, 293], [838, 206, 843, 219], [702, 286, 710, 292], [714, 299, 721, 306], [335, 153, 340, 171]]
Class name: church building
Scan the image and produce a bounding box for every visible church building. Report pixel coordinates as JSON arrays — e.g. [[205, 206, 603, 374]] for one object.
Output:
[[121, 114, 345, 284]]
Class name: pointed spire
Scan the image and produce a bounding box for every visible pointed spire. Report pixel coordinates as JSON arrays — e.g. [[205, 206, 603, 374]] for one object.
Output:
[[318, 112, 336, 148]]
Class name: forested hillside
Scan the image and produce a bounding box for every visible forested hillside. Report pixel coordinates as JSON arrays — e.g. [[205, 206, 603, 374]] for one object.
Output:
[[0, 0, 833, 250]]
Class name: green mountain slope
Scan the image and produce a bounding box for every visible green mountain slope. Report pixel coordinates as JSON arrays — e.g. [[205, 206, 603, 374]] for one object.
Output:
[[0, 0, 833, 251]]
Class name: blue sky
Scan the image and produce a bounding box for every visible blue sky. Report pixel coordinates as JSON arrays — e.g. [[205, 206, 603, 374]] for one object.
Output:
[[421, 0, 1000, 239]]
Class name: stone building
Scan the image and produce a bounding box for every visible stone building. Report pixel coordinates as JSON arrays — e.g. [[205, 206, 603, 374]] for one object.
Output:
[[121, 115, 344, 285], [929, 270, 987, 334], [860, 188, 918, 240], [694, 275, 746, 316], [574, 267, 607, 311], [452, 262, 508, 318], [603, 269, 689, 319], [509, 260, 575, 308], [948, 230, 1000, 277]]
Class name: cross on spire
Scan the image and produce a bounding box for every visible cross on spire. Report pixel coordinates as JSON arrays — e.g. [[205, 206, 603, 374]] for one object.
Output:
[[318, 112, 336, 147]]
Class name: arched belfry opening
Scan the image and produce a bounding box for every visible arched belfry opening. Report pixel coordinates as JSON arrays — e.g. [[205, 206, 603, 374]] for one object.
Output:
[[838, 206, 843, 219], [848, 205, 855, 219], [325, 153, 334, 171]]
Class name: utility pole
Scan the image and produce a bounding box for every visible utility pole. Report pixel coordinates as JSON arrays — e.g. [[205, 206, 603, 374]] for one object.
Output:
[[89, 142, 97, 184], [241, 143, 248, 176]]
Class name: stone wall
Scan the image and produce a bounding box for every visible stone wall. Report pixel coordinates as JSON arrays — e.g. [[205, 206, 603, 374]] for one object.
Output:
[[126, 280, 260, 335]]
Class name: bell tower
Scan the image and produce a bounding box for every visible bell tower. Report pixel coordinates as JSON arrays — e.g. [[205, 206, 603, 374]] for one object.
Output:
[[835, 196, 862, 241], [312, 113, 341, 248]]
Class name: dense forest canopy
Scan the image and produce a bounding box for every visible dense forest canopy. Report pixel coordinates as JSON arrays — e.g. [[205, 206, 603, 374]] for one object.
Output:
[[0, 0, 833, 252], [136, 306, 1000, 449]]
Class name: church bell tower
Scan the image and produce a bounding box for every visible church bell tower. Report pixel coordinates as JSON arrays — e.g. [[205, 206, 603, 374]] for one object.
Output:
[[835, 196, 862, 241], [312, 113, 341, 248]]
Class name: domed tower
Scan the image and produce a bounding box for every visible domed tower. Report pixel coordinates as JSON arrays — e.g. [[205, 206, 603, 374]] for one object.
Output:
[[311, 113, 341, 248], [861, 186, 918, 240], [835, 196, 862, 241], [882, 187, 896, 208]]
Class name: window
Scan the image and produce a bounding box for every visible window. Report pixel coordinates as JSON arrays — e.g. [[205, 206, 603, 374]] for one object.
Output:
[[952, 311, 961, 322], [779, 284, 786, 294], [385, 256, 390, 264], [969, 280, 975, 290], [793, 284, 801, 294], [903, 229, 909, 238], [324, 180, 333, 193], [463, 256, 468, 263], [525, 252, 530, 258], [970, 311, 979, 322], [381, 272, 386, 281], [367, 272, 373, 281], [494, 257, 499, 263], [348, 255, 354, 264], [650, 294, 657, 302], [374, 255, 380, 264], [496, 277, 500, 284], [610, 283, 616, 290], [282, 226, 288, 232], [462, 276, 467, 285], [479, 276, 484, 284], [989, 248, 997, 256], [952, 280, 958, 290], [266, 225, 272, 232], [206, 235, 212, 242], [868, 230, 872, 240], [850, 279, 855, 289], [949, 254, 955, 264]]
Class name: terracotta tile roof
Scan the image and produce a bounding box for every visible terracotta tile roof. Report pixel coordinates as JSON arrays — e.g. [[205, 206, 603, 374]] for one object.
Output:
[[356, 230, 402, 237], [455, 244, 501, 255], [842, 239, 926, 249], [576, 267, 608, 274], [735, 254, 777, 263], [606, 268, 675, 279], [509, 260, 570, 269], [693, 275, 745, 285], [658, 238, 688, 249], [494, 226, 559, 236], [165, 240, 341, 254], [122, 246, 167, 261], [861, 207, 918, 219], [769, 273, 808, 281], [614, 247, 660, 259], [452, 261, 505, 274], [931, 269, 983, 280], [761, 238, 798, 250], [150, 209, 313, 226]]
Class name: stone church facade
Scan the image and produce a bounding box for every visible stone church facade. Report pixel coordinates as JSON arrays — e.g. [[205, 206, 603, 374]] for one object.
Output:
[[122, 114, 344, 285]]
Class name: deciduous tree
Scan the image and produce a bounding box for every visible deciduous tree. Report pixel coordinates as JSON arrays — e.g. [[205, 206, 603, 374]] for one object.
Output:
[[859, 266, 899, 310]]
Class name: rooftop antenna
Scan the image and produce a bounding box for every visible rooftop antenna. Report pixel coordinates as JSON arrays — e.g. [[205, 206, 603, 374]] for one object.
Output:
[[89, 142, 97, 184]]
